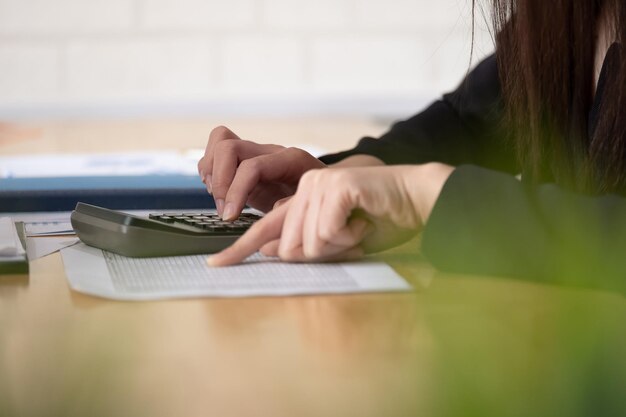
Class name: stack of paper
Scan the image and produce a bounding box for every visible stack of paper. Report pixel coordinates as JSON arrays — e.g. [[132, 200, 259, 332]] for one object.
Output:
[[0, 218, 28, 274]]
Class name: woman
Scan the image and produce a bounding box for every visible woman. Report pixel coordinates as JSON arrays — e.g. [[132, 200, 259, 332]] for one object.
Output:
[[198, 0, 626, 294]]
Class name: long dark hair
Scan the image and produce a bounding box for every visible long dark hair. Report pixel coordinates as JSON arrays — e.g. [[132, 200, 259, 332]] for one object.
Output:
[[485, 0, 626, 193]]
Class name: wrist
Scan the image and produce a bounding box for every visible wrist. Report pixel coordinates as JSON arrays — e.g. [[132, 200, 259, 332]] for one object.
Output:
[[403, 163, 455, 223]]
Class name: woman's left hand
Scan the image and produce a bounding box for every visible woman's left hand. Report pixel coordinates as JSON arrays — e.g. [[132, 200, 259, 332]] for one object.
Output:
[[207, 163, 455, 266]]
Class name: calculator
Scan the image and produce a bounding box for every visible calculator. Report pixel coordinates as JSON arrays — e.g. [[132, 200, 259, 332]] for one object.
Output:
[[71, 202, 261, 257]]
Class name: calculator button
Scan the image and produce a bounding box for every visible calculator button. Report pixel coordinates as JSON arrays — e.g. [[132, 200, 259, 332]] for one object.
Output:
[[226, 225, 247, 232], [147, 212, 258, 232]]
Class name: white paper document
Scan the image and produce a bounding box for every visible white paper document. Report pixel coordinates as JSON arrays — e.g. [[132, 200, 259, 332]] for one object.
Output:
[[26, 236, 79, 260], [24, 221, 74, 236], [0, 217, 26, 257], [61, 244, 411, 301]]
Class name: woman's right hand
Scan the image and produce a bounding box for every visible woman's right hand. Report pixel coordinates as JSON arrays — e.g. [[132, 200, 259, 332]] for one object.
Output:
[[197, 126, 326, 220], [208, 162, 455, 266]]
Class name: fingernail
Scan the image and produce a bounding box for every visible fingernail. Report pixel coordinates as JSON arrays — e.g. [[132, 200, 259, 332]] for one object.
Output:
[[216, 199, 224, 215], [207, 255, 224, 267], [222, 202, 235, 220]]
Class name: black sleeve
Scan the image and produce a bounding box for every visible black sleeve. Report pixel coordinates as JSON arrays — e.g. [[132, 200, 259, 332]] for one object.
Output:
[[319, 54, 519, 174], [421, 166, 626, 295]]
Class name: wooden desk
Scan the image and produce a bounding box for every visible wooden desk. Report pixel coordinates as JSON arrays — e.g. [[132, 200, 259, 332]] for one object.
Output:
[[0, 117, 388, 155], [1, 119, 625, 417]]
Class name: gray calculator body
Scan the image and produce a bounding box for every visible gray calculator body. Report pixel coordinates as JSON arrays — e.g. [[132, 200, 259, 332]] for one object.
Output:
[[71, 202, 259, 257]]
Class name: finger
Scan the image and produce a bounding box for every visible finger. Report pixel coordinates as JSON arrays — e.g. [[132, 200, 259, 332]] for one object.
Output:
[[333, 217, 372, 247], [259, 239, 363, 263], [323, 216, 373, 248], [277, 243, 365, 263], [277, 171, 321, 261], [316, 183, 361, 246], [300, 220, 371, 260], [259, 239, 280, 257], [198, 126, 241, 191], [247, 183, 295, 213], [212, 140, 268, 217], [315, 245, 365, 263], [218, 146, 322, 220], [302, 180, 324, 258], [301, 179, 370, 258], [221, 151, 299, 220], [207, 202, 290, 266]]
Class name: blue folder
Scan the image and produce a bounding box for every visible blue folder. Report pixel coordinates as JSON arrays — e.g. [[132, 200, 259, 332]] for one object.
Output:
[[0, 175, 215, 212]]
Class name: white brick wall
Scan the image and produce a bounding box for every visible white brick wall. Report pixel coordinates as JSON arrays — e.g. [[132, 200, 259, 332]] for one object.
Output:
[[66, 38, 215, 100], [139, 0, 257, 31], [220, 35, 304, 95], [263, 0, 350, 30], [0, 0, 495, 118], [311, 35, 429, 94], [355, 0, 463, 30], [0, 0, 133, 35], [0, 43, 60, 103]]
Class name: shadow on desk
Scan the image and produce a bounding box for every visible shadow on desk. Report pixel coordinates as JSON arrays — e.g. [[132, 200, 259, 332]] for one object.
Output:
[[0, 274, 29, 295]]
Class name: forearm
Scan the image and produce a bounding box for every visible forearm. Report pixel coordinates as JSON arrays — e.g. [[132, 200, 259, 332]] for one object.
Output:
[[328, 154, 386, 168]]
